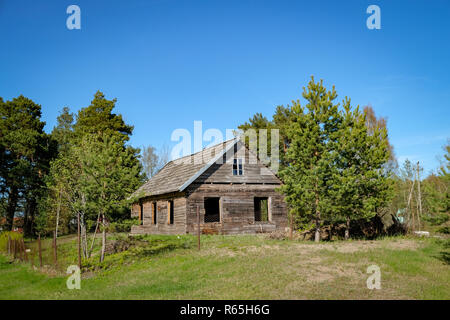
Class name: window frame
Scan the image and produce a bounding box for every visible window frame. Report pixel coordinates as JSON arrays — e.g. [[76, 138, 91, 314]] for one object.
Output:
[[254, 197, 271, 222], [232, 158, 244, 176], [167, 200, 174, 225], [152, 202, 157, 225], [204, 197, 221, 223]]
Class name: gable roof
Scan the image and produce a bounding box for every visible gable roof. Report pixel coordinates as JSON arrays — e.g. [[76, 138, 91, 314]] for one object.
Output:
[[132, 138, 238, 198]]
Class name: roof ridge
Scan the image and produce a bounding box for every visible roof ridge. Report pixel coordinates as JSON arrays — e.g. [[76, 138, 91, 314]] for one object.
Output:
[[165, 137, 236, 165]]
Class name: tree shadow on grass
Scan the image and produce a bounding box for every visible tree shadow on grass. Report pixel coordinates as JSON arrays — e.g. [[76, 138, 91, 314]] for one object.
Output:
[[438, 251, 450, 265], [434, 239, 450, 265]]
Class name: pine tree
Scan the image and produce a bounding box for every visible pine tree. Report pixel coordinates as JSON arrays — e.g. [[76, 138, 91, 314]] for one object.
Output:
[[74, 91, 133, 143], [79, 134, 142, 262], [0, 96, 56, 233], [423, 142, 450, 232], [280, 77, 341, 242], [329, 98, 391, 239], [238, 106, 294, 169], [43, 91, 144, 259], [51, 106, 75, 156]]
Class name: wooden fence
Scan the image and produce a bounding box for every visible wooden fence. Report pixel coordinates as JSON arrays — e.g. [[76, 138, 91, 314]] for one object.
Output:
[[3, 233, 58, 268]]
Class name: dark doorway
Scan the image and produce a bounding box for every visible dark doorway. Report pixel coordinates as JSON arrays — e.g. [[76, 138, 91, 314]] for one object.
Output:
[[168, 200, 174, 224], [152, 202, 157, 224], [254, 197, 269, 222], [204, 198, 220, 223]]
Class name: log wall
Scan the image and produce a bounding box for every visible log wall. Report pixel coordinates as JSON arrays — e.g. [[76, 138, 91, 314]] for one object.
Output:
[[185, 184, 287, 235], [131, 195, 187, 235]]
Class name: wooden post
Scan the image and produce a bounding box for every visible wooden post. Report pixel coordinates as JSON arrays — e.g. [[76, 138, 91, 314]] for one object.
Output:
[[13, 239, 16, 259], [7, 235, 11, 255], [406, 177, 416, 233], [197, 205, 200, 251], [53, 230, 57, 267], [31, 248, 35, 267], [77, 211, 82, 270], [417, 161, 423, 231], [22, 239, 28, 262], [38, 234, 43, 267], [19, 239, 24, 261], [18, 240, 22, 261]]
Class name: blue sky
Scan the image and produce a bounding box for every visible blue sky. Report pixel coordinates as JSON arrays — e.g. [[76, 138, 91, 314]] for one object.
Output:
[[1, 0, 449, 175]]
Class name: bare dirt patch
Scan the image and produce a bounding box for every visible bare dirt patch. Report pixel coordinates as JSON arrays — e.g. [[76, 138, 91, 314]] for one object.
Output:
[[288, 239, 420, 254], [199, 239, 420, 260]]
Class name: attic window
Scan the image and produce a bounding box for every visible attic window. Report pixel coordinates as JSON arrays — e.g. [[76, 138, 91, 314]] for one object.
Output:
[[233, 158, 243, 176]]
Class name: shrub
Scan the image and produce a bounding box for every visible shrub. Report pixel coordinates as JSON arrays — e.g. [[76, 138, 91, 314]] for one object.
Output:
[[108, 218, 139, 233], [0, 231, 23, 253], [82, 235, 192, 271], [437, 225, 450, 234]]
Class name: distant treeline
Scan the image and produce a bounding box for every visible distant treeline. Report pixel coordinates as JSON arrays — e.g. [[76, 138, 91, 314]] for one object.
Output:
[[1, 78, 449, 249]]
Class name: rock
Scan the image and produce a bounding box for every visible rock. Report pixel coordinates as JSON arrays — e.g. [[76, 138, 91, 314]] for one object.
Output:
[[414, 231, 430, 237]]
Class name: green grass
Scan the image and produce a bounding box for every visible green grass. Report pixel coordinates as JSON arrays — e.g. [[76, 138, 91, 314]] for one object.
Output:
[[0, 234, 449, 299]]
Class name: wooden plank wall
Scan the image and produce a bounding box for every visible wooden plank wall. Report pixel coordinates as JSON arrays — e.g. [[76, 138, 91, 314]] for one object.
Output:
[[185, 184, 287, 235], [131, 196, 187, 235], [131, 203, 140, 219], [196, 141, 281, 185], [131, 140, 287, 235]]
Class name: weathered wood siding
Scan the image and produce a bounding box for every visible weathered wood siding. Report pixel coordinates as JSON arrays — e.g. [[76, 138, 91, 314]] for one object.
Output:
[[130, 140, 287, 235], [131, 196, 187, 235], [195, 141, 281, 185], [185, 184, 287, 235], [131, 203, 140, 218]]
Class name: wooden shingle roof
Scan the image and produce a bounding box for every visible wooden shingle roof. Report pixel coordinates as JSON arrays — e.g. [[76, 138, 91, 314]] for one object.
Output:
[[132, 139, 237, 198]]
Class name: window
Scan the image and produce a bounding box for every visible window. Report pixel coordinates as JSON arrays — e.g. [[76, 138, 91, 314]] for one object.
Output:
[[139, 203, 144, 225], [254, 197, 269, 222], [233, 158, 243, 176], [168, 200, 174, 225], [204, 197, 220, 223], [152, 202, 157, 224]]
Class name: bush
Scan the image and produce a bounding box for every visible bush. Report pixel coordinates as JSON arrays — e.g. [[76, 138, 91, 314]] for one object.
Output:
[[424, 213, 449, 226], [108, 218, 139, 233], [437, 225, 450, 234], [0, 231, 23, 253], [82, 235, 192, 272]]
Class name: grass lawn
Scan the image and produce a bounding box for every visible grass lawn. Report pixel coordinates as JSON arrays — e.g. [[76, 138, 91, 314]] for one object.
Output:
[[0, 234, 449, 299]]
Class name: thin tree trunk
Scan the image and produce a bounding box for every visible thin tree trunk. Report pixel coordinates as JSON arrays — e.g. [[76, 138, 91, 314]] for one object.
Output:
[[24, 203, 30, 236], [80, 213, 88, 259], [55, 189, 62, 238], [100, 214, 106, 263], [24, 196, 37, 237], [88, 213, 101, 258], [314, 189, 321, 243], [38, 234, 43, 267], [417, 162, 422, 231], [345, 217, 350, 240], [80, 194, 88, 258], [53, 230, 58, 266], [406, 177, 416, 232], [77, 211, 81, 269], [5, 186, 19, 231]]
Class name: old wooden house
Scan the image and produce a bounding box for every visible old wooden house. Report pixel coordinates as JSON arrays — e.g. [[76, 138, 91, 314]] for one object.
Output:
[[130, 138, 287, 235]]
